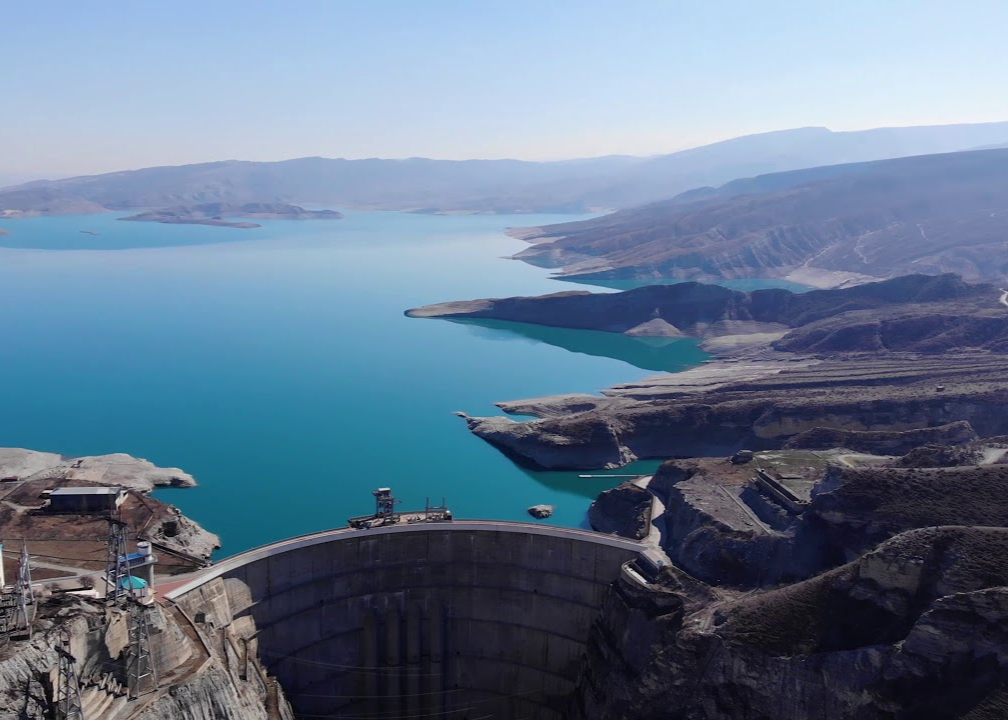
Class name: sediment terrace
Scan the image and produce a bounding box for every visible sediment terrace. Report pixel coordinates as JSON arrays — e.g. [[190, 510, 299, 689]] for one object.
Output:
[[166, 521, 644, 720]]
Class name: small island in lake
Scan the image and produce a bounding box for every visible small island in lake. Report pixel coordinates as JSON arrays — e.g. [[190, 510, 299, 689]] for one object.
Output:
[[119, 202, 344, 228]]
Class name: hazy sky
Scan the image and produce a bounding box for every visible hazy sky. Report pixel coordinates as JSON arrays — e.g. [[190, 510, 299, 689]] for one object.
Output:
[[3, 0, 1007, 178]]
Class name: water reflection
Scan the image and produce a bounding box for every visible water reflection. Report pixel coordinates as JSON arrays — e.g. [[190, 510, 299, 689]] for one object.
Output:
[[447, 318, 709, 373]]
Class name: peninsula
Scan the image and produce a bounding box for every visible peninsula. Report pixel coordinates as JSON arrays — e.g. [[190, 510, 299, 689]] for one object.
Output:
[[408, 273, 1006, 351], [118, 202, 343, 228], [408, 274, 1008, 469], [0, 447, 219, 568]]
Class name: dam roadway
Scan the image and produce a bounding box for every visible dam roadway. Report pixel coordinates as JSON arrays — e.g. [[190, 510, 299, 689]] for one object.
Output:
[[163, 520, 645, 720]]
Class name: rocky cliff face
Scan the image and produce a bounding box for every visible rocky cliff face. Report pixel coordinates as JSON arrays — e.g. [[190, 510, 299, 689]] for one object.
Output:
[[573, 528, 1008, 720], [588, 481, 651, 539], [0, 593, 292, 720], [137, 658, 294, 720]]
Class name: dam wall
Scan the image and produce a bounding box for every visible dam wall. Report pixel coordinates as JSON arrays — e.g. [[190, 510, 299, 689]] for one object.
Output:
[[167, 521, 643, 720]]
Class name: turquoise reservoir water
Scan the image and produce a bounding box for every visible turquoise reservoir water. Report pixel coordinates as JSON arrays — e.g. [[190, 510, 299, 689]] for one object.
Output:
[[0, 211, 710, 555]]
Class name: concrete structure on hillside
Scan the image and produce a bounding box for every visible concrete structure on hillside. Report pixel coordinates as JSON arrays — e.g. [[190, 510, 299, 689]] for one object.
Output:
[[45, 486, 126, 514], [167, 521, 644, 720]]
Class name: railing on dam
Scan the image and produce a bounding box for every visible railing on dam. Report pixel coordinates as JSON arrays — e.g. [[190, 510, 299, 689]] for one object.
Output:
[[164, 520, 644, 600], [166, 520, 645, 720]]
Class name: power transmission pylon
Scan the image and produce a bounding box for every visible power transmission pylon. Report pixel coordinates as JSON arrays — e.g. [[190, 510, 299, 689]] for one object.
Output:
[[127, 599, 157, 698], [13, 540, 35, 638], [55, 629, 85, 720], [105, 514, 135, 604]]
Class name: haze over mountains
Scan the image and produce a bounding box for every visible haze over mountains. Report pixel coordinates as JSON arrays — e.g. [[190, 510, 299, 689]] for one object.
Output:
[[514, 148, 1008, 287], [2, 121, 1008, 217]]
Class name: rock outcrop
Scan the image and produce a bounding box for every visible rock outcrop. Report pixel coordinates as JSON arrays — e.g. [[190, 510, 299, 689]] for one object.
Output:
[[588, 481, 651, 539], [0, 448, 196, 491], [784, 420, 979, 454], [643, 456, 1008, 590], [896, 442, 986, 467]]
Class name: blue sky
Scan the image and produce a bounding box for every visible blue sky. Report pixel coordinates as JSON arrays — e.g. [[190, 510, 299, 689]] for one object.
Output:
[[2, 0, 1006, 177]]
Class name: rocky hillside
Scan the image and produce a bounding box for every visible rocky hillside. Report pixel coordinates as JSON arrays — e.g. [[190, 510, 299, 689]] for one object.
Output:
[[459, 353, 1008, 470], [575, 530, 1008, 719], [574, 440, 1008, 719], [0, 448, 219, 565], [513, 148, 1008, 286], [409, 273, 1008, 352], [411, 274, 1008, 474], [0, 592, 293, 720]]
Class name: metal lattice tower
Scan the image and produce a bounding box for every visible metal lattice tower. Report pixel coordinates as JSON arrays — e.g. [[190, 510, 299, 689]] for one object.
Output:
[[373, 487, 399, 519], [127, 600, 157, 698], [13, 540, 35, 638], [55, 630, 85, 720], [105, 515, 135, 604]]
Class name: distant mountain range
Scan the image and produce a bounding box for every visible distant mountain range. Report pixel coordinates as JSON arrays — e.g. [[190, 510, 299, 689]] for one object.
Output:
[[2, 121, 1008, 217], [511, 148, 1008, 287]]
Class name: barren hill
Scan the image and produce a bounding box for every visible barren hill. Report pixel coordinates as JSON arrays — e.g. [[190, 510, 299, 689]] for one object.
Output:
[[407, 273, 1008, 353], [512, 148, 1008, 286]]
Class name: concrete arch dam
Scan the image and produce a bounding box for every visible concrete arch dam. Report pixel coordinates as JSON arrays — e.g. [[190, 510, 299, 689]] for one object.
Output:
[[166, 521, 644, 720]]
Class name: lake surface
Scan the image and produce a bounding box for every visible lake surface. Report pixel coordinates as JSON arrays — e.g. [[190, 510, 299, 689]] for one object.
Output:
[[0, 211, 711, 555]]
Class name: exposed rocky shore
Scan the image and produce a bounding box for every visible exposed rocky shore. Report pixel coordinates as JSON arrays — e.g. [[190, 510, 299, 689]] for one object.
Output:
[[411, 274, 1008, 470], [0, 448, 219, 566], [407, 273, 1006, 348]]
